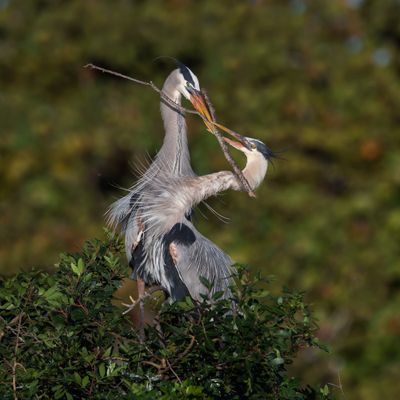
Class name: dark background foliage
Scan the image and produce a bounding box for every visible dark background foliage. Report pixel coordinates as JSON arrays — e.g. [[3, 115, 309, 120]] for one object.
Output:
[[1, 0, 399, 398]]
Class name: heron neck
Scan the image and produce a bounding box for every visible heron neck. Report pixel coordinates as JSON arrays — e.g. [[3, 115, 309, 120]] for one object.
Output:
[[242, 153, 268, 190], [144, 154, 268, 228], [159, 85, 193, 176]]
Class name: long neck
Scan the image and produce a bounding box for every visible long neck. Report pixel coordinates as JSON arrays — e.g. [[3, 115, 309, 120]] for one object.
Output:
[[193, 153, 268, 201], [173, 153, 268, 216], [158, 84, 193, 177], [241, 153, 268, 190], [142, 153, 268, 232]]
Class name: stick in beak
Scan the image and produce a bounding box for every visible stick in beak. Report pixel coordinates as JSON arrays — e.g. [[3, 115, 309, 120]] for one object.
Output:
[[190, 89, 252, 150]]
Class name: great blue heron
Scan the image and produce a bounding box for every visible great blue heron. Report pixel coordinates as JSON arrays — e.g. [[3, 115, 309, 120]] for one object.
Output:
[[134, 135, 274, 305], [107, 65, 220, 313]]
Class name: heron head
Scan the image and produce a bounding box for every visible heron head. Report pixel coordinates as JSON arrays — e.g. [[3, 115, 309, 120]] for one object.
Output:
[[223, 136, 275, 190], [164, 65, 200, 99], [177, 64, 215, 123], [175, 64, 201, 99], [223, 137, 275, 160], [164, 64, 213, 122]]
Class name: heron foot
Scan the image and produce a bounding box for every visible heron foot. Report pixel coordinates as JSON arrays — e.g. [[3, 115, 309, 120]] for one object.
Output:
[[121, 286, 164, 315]]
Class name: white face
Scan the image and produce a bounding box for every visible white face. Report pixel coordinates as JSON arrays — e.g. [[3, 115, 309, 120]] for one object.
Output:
[[246, 138, 274, 163], [238, 137, 259, 155]]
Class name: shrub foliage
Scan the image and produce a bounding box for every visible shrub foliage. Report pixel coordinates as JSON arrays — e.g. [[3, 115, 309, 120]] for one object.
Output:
[[0, 236, 330, 399]]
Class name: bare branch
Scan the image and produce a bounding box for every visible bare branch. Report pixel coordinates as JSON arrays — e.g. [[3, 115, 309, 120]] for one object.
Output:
[[84, 63, 255, 197], [12, 313, 23, 400], [173, 334, 196, 365], [84, 64, 198, 116], [142, 360, 163, 370]]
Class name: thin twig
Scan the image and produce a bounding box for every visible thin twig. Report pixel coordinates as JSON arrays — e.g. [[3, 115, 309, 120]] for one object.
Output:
[[327, 370, 346, 399], [173, 334, 196, 365], [12, 313, 23, 400], [84, 64, 197, 116], [142, 360, 163, 370], [165, 359, 182, 383], [202, 90, 255, 197], [84, 63, 255, 197]]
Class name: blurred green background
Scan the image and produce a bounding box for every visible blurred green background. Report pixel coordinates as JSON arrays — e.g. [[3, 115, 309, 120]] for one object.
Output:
[[1, 0, 400, 398]]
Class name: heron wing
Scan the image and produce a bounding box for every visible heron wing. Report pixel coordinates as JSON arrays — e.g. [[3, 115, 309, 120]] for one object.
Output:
[[164, 223, 234, 302]]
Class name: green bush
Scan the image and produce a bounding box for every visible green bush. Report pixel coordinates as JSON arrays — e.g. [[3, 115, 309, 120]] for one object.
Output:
[[0, 236, 330, 399]]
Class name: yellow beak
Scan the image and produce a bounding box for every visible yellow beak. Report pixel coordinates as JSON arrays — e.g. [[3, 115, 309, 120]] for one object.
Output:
[[222, 136, 246, 151], [189, 89, 252, 150], [189, 90, 213, 129]]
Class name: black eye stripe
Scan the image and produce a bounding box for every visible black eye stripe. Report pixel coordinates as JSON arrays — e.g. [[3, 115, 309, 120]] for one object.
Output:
[[179, 64, 196, 86], [249, 140, 275, 160]]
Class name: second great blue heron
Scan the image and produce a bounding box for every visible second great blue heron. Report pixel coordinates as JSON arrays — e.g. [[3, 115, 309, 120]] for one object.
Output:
[[107, 65, 225, 314], [135, 135, 275, 303]]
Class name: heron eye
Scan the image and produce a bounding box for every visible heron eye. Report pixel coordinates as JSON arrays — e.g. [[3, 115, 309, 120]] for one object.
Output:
[[251, 143, 257, 150]]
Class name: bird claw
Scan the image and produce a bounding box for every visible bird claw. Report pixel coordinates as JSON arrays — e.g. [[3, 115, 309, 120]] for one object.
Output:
[[122, 295, 139, 315], [121, 286, 164, 315]]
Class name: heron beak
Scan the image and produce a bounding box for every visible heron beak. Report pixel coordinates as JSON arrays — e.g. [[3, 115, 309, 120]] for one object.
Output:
[[222, 136, 247, 151], [188, 89, 213, 127], [213, 122, 252, 150], [189, 88, 252, 150]]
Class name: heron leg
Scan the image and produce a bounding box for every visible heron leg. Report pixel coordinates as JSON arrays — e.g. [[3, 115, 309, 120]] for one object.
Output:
[[122, 284, 165, 342], [169, 242, 179, 264]]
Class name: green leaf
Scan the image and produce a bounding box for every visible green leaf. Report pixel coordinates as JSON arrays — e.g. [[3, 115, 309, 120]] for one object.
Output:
[[70, 308, 85, 322], [321, 384, 330, 396], [81, 375, 89, 388], [71, 258, 84, 277], [70, 263, 80, 277], [42, 286, 56, 298], [99, 363, 105, 378], [77, 258, 85, 272], [103, 346, 112, 358], [73, 372, 81, 385], [199, 276, 213, 290], [253, 289, 270, 298], [272, 357, 285, 366], [212, 290, 225, 300], [106, 362, 116, 377]]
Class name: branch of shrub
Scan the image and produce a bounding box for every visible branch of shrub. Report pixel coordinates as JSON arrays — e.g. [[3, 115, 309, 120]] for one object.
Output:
[[11, 313, 23, 400]]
